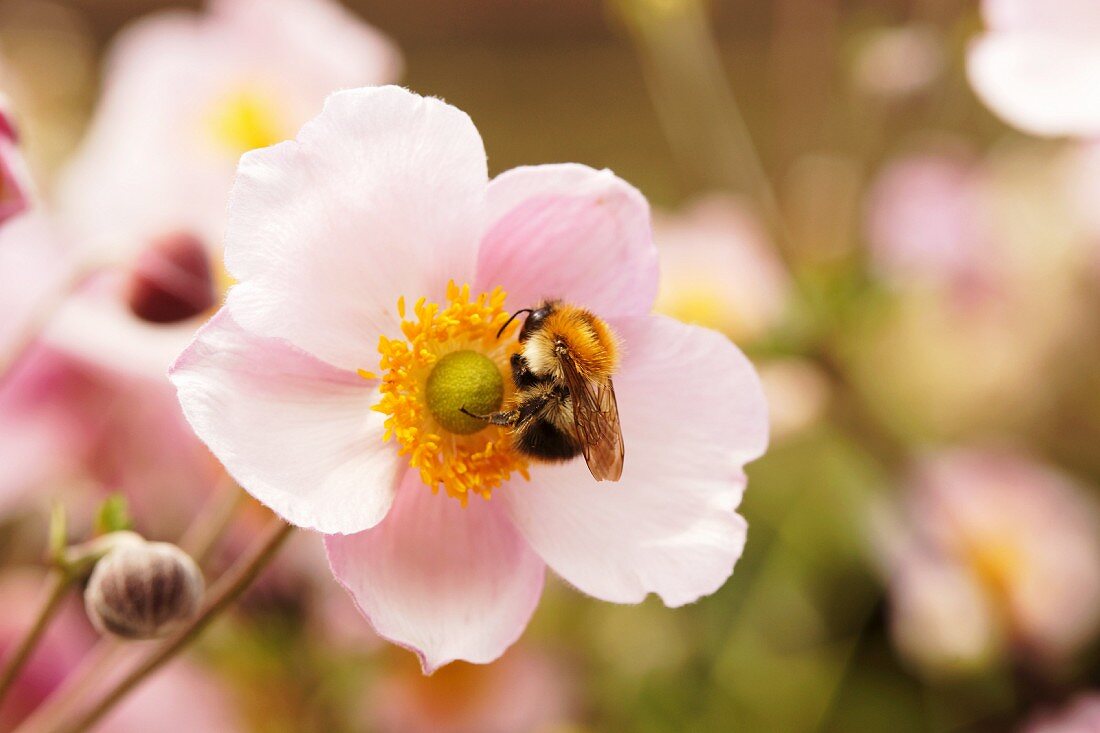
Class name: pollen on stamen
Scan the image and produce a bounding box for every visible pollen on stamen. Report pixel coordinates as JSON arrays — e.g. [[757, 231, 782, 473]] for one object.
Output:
[[368, 282, 529, 503]]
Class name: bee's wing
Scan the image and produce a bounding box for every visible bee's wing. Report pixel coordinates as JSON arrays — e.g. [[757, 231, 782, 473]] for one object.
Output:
[[560, 356, 624, 482]]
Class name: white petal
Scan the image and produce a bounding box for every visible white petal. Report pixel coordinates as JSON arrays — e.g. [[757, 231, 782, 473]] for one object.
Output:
[[226, 86, 488, 370], [968, 35, 1100, 137], [170, 311, 401, 534]]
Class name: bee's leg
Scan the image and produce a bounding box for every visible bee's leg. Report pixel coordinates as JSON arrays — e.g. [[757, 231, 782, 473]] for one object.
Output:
[[461, 391, 552, 427], [460, 407, 519, 426]]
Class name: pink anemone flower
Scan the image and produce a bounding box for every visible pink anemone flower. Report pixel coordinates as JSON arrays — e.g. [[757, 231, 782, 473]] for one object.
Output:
[[878, 449, 1100, 675], [967, 0, 1100, 138], [171, 86, 769, 672]]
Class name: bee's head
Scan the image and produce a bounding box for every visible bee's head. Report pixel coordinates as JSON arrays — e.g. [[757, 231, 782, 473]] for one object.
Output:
[[497, 301, 558, 342], [518, 302, 556, 342]]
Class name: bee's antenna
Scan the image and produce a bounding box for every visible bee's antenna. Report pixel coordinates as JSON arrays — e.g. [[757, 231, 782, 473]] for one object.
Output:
[[496, 309, 533, 339]]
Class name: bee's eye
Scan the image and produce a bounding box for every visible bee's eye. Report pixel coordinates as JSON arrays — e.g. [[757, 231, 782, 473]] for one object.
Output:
[[519, 306, 552, 342]]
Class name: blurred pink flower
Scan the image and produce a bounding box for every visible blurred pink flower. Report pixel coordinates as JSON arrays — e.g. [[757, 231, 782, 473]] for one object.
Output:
[[968, 0, 1100, 137], [1023, 694, 1100, 733], [171, 86, 769, 672], [0, 95, 33, 227], [365, 647, 573, 733], [653, 194, 790, 343], [880, 449, 1100, 675], [855, 143, 1093, 438], [0, 213, 72, 350], [58, 0, 399, 263], [863, 149, 994, 290], [0, 342, 221, 535]]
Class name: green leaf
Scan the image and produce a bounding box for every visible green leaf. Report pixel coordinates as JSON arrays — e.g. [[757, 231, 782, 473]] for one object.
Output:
[[94, 494, 133, 535]]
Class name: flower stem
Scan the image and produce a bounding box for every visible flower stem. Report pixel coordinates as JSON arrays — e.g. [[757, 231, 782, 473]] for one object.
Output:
[[47, 517, 293, 733], [178, 474, 243, 567], [0, 570, 71, 706]]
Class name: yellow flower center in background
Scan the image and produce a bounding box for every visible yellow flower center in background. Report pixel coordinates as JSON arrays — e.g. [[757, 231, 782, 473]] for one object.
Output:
[[966, 533, 1026, 606], [364, 282, 529, 504], [657, 280, 756, 342], [207, 87, 287, 155]]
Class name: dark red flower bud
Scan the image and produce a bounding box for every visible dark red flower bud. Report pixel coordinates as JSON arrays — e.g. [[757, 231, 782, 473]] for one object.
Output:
[[127, 232, 216, 324]]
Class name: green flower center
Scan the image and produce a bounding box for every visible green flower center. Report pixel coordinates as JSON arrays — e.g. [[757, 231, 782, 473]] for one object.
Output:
[[425, 350, 504, 435]]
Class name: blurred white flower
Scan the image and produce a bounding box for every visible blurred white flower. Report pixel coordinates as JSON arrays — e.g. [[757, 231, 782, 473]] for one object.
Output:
[[968, 0, 1100, 137], [653, 194, 790, 344]]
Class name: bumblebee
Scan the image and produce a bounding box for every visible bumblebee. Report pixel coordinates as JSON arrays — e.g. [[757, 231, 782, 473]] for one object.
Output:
[[463, 300, 625, 482]]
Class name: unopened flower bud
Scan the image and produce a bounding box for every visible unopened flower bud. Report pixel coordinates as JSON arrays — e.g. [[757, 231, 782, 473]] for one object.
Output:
[[84, 539, 204, 640], [127, 232, 216, 324]]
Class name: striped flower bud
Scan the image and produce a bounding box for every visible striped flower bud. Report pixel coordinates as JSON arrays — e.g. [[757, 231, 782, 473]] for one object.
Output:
[[84, 538, 204, 640]]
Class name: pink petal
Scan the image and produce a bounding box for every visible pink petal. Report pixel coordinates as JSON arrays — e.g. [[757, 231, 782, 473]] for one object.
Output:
[[475, 164, 658, 316], [968, 35, 1100, 137], [325, 476, 546, 673], [169, 310, 400, 534], [226, 86, 488, 370], [501, 315, 768, 606]]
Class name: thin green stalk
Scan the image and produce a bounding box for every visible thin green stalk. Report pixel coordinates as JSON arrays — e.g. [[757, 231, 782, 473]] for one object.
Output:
[[0, 571, 71, 705]]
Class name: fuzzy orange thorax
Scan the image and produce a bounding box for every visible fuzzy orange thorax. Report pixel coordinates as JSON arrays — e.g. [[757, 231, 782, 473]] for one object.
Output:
[[540, 307, 620, 380]]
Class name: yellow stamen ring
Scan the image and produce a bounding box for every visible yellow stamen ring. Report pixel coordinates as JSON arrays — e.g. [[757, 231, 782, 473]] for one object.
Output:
[[368, 282, 529, 503]]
